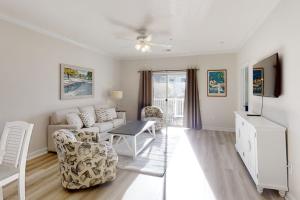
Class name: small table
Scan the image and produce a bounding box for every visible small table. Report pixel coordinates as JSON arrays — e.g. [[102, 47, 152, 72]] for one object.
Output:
[[108, 121, 156, 159]]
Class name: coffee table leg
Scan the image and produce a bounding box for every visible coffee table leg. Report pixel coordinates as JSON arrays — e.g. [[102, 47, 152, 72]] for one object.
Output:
[[132, 136, 137, 159], [152, 124, 156, 138]]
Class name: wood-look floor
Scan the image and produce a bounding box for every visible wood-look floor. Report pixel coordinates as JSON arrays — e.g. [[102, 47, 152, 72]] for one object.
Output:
[[4, 128, 284, 200]]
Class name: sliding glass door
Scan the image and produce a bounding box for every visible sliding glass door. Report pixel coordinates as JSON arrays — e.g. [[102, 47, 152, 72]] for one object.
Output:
[[152, 72, 186, 126]]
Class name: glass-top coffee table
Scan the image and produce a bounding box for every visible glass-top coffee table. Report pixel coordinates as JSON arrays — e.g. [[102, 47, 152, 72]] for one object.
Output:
[[108, 120, 156, 159]]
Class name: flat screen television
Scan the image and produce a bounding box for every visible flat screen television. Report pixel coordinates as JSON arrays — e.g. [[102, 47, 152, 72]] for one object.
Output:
[[253, 53, 282, 97]]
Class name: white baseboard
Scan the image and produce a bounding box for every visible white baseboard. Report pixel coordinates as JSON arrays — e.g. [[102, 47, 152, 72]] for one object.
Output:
[[27, 147, 48, 160], [203, 126, 235, 133], [285, 192, 296, 200]]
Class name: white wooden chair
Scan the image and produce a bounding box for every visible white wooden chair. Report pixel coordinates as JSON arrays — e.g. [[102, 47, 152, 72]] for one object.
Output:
[[0, 121, 34, 200]]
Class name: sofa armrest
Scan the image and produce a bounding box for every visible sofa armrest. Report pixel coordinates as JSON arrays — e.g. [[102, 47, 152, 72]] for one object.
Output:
[[116, 111, 126, 122], [48, 124, 78, 152]]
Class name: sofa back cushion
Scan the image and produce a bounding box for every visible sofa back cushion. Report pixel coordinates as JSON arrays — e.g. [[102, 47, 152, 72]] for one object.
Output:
[[51, 108, 80, 125], [79, 105, 96, 122], [95, 108, 109, 122], [106, 108, 117, 120], [66, 113, 83, 129], [95, 108, 117, 122], [79, 111, 96, 128]]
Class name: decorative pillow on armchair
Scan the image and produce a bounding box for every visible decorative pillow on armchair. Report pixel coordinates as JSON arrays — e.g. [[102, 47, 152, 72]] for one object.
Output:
[[66, 113, 83, 129], [79, 111, 95, 127]]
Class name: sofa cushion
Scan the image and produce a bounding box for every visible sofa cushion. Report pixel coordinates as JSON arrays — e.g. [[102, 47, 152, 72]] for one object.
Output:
[[51, 108, 80, 125], [106, 108, 117, 120], [79, 105, 96, 123], [113, 118, 125, 128], [81, 127, 99, 133], [80, 111, 95, 128], [93, 122, 113, 133], [95, 108, 109, 122], [66, 113, 83, 129]]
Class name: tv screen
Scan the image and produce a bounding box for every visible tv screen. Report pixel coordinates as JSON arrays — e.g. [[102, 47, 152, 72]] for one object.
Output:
[[253, 53, 281, 97]]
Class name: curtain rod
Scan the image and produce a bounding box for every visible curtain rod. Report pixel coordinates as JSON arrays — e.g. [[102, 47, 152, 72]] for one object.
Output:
[[137, 69, 199, 73]]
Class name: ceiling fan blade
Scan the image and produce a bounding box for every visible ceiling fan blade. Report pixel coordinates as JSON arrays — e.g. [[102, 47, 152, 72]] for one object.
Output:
[[107, 18, 139, 33], [145, 34, 152, 42], [148, 42, 172, 48], [149, 30, 171, 36], [115, 37, 136, 43]]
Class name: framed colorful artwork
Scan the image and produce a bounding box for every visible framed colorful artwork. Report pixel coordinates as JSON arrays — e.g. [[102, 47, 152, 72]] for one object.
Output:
[[207, 69, 227, 97], [60, 64, 94, 100], [253, 67, 264, 96]]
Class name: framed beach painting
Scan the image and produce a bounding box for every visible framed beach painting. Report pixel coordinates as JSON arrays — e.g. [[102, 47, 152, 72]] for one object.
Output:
[[207, 69, 227, 97], [60, 64, 94, 100]]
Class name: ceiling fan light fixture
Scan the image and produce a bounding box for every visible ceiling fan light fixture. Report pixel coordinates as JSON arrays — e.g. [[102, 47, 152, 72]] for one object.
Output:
[[136, 42, 151, 52], [135, 43, 142, 50]]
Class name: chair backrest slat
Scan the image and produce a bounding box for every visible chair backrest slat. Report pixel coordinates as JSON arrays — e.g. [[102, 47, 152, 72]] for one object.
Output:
[[0, 121, 33, 168]]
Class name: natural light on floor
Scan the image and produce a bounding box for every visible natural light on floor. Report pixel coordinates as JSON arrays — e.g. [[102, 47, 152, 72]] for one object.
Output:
[[165, 127, 216, 200]]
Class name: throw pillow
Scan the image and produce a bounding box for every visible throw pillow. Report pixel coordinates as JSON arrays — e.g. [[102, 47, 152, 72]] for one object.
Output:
[[105, 108, 117, 120], [95, 108, 108, 122], [66, 113, 83, 129], [79, 111, 95, 128]]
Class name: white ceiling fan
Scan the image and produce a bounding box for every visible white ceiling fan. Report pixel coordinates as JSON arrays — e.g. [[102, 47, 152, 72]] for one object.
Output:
[[108, 17, 172, 53]]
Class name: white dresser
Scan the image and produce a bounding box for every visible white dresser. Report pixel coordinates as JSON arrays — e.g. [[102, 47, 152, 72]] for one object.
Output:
[[234, 111, 288, 197]]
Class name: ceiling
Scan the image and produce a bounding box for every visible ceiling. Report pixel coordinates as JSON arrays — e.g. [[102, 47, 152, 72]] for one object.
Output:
[[0, 0, 280, 59]]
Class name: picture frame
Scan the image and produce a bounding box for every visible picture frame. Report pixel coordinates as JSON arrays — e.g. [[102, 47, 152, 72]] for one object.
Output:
[[253, 67, 264, 96], [60, 63, 94, 100], [207, 69, 227, 97]]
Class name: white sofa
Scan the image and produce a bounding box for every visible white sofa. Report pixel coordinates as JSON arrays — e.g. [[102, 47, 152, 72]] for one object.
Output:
[[47, 104, 126, 152]]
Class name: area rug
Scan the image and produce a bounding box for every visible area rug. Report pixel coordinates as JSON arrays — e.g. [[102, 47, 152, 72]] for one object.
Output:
[[117, 131, 180, 177]]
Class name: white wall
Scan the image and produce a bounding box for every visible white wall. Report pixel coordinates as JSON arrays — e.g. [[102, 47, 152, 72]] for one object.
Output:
[[237, 0, 300, 199], [120, 54, 238, 131], [0, 19, 120, 158]]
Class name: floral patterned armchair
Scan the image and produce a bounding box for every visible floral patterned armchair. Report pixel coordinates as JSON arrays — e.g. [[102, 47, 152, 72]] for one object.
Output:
[[141, 106, 164, 131], [52, 129, 118, 189]]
